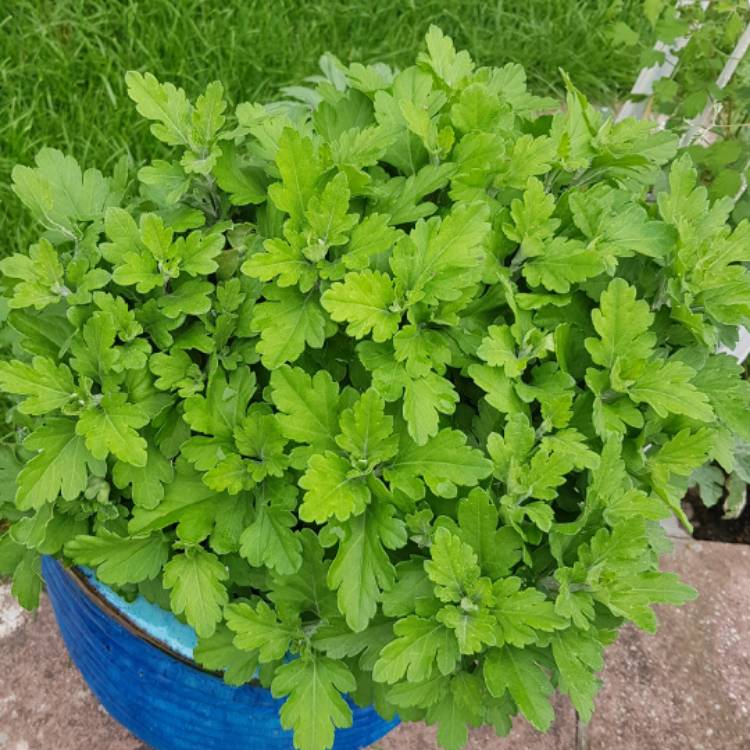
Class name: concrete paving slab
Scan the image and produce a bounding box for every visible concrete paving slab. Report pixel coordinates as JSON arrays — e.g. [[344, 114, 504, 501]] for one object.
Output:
[[1, 538, 748, 750], [0, 583, 146, 750], [587, 539, 750, 750]]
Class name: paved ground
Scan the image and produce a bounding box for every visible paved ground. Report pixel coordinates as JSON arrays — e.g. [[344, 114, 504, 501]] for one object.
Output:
[[2, 536, 749, 750]]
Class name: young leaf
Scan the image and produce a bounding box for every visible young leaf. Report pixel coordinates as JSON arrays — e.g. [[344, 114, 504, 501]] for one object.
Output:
[[428, 674, 486, 750], [390, 203, 491, 304], [425, 527, 481, 603], [268, 128, 322, 221], [402, 371, 459, 446], [128, 459, 228, 538], [163, 547, 229, 638], [15, 419, 104, 510], [469, 364, 527, 415], [492, 577, 567, 647], [550, 628, 603, 722], [234, 408, 289, 481], [373, 616, 459, 684], [2, 544, 43, 611], [76, 392, 149, 467], [64, 531, 169, 586], [225, 600, 299, 662], [125, 71, 192, 146], [214, 141, 267, 206], [176, 231, 225, 276], [112, 443, 174, 508], [393, 324, 452, 377], [602, 571, 697, 633], [522, 238, 604, 293], [193, 626, 260, 686], [419, 25, 475, 89], [585, 278, 655, 369], [251, 286, 327, 368], [384, 429, 493, 499], [650, 428, 715, 479], [150, 350, 204, 397], [271, 655, 356, 750], [0, 239, 66, 310], [502, 177, 560, 256], [184, 367, 256, 438], [321, 270, 401, 342], [304, 172, 358, 247], [270, 365, 340, 450], [483, 646, 555, 731], [239, 483, 303, 575], [12, 148, 114, 238], [443, 489, 521, 579], [335, 389, 398, 466], [69, 312, 119, 381], [436, 605, 497, 655], [192, 80, 226, 146], [269, 529, 336, 618], [299, 452, 370, 523], [629, 360, 714, 421], [203, 453, 252, 495], [243, 237, 316, 290], [343, 213, 401, 270], [477, 325, 528, 377], [0, 357, 76, 415], [158, 279, 213, 319], [327, 500, 407, 632]]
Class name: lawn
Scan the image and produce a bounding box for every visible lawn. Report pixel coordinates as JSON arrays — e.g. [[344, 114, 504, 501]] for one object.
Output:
[[0, 0, 651, 248]]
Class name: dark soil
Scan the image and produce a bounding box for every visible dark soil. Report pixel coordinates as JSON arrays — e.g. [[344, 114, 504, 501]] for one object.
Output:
[[683, 488, 750, 544]]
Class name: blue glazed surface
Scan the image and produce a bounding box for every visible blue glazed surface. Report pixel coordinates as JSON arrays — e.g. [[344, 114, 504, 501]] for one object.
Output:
[[43, 557, 399, 750]]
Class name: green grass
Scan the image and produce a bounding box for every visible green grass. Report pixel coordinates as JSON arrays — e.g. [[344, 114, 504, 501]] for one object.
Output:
[[1, 0, 650, 248]]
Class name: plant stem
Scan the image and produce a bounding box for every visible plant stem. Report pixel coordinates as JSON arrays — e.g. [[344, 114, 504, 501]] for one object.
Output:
[[575, 711, 590, 750]]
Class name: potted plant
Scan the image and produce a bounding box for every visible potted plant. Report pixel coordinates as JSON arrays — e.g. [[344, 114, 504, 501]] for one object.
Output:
[[1, 26, 748, 750]]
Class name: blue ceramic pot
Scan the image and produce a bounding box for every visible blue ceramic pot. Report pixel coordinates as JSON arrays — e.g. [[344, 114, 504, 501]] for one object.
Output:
[[42, 557, 399, 750]]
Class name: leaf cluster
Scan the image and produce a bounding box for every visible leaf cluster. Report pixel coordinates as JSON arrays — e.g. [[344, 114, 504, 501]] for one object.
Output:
[[3, 27, 746, 750]]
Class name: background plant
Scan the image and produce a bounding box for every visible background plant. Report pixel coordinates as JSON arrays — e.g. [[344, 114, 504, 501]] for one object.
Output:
[[622, 1, 750, 218], [690, 439, 750, 520], [2, 26, 750, 750], [689, 359, 750, 521], [622, 1, 750, 517]]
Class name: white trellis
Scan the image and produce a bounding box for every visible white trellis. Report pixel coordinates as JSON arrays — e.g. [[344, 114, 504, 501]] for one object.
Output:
[[616, 1, 750, 363], [616, 0, 710, 123], [679, 12, 750, 146]]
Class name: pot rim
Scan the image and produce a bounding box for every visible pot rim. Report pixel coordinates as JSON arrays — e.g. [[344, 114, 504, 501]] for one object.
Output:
[[60, 562, 222, 677], [45, 557, 401, 749]]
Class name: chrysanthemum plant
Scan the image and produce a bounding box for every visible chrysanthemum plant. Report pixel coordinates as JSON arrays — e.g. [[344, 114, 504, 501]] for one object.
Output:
[[2, 26, 749, 750]]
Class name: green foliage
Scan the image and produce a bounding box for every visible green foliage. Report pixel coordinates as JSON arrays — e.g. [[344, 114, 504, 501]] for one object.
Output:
[[1, 0, 655, 252], [6, 28, 746, 750]]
